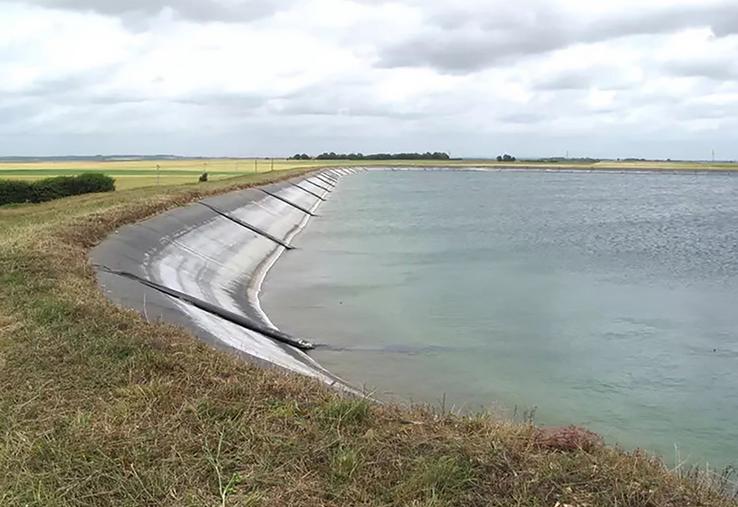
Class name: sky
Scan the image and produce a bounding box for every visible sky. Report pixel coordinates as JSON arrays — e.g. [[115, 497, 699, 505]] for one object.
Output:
[[1, 0, 737, 159]]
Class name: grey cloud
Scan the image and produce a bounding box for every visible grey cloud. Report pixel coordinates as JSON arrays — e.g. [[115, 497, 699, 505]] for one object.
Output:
[[12, 0, 294, 22], [499, 112, 546, 124], [2, 0, 738, 159], [675, 102, 737, 120], [662, 58, 738, 81], [594, 4, 735, 40], [379, 1, 738, 73], [270, 89, 430, 119], [272, 77, 481, 120], [534, 69, 593, 91], [533, 65, 643, 92], [381, 28, 567, 73], [174, 92, 268, 110]]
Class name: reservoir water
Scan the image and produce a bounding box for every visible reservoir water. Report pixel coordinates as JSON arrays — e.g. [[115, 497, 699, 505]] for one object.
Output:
[[262, 169, 738, 467]]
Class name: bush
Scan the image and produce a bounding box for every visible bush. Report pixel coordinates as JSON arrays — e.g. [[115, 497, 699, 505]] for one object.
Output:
[[0, 180, 34, 206], [0, 173, 115, 206], [70, 173, 116, 194], [198, 172, 208, 182], [30, 176, 73, 203]]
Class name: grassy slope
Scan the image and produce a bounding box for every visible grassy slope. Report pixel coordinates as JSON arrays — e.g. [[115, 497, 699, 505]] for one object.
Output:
[[1, 158, 736, 190], [1, 168, 736, 506]]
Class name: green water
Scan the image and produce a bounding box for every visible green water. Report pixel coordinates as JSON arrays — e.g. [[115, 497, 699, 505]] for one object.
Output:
[[262, 169, 738, 467]]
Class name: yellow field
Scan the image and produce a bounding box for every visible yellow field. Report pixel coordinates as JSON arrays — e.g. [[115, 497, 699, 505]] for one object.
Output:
[[0, 159, 347, 190], [1, 158, 735, 190]]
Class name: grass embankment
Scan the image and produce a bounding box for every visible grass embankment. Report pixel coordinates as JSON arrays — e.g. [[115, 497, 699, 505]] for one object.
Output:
[[1, 168, 736, 506], [1, 158, 736, 190]]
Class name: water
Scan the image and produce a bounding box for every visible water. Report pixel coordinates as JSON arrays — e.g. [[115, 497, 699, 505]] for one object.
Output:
[[262, 169, 738, 467]]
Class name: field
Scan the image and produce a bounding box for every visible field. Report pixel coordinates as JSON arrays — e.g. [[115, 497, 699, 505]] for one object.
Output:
[[0, 158, 735, 191], [1, 166, 735, 506], [0, 159, 349, 190]]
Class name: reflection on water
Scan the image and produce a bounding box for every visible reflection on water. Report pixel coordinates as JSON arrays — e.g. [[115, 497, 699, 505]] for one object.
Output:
[[262, 169, 738, 467]]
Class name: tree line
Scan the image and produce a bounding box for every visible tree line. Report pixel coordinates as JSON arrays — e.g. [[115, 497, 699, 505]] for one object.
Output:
[[289, 152, 451, 161]]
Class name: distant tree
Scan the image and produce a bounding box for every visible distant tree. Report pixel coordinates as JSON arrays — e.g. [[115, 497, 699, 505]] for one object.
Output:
[[313, 151, 448, 161], [496, 155, 503, 162]]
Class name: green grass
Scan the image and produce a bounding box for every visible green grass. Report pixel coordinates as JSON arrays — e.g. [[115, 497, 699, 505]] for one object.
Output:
[[1, 168, 736, 505]]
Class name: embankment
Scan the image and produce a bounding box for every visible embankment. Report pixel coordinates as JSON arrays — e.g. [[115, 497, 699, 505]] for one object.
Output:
[[91, 168, 360, 383]]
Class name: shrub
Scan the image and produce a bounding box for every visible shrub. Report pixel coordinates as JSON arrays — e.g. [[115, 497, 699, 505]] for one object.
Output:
[[0, 180, 34, 206], [0, 173, 115, 206], [70, 173, 116, 194], [198, 172, 208, 182], [30, 176, 74, 203]]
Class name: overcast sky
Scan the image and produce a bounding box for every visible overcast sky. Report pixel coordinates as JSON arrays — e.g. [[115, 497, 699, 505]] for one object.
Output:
[[1, 0, 737, 159]]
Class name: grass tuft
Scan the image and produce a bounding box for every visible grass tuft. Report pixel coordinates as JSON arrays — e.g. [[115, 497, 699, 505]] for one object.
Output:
[[318, 397, 372, 431], [330, 445, 362, 485], [397, 455, 475, 506]]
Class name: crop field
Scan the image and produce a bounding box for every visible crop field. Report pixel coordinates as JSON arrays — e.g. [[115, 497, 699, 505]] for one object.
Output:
[[1, 158, 735, 191], [0, 159, 351, 190]]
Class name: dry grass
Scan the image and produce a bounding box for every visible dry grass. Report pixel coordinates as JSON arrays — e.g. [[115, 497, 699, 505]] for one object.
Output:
[[1, 168, 736, 506]]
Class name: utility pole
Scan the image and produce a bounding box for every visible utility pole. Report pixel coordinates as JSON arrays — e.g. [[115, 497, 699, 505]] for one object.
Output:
[[271, 158, 274, 172], [712, 149, 716, 163], [254, 158, 258, 173], [156, 164, 160, 186]]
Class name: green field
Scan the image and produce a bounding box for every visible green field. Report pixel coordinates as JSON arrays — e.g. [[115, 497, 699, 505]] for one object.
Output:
[[1, 158, 736, 191]]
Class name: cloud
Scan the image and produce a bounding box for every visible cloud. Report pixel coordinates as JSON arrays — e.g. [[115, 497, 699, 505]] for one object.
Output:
[[656, 30, 738, 81], [0, 0, 737, 158], [665, 59, 738, 80], [377, 1, 738, 73], [10, 0, 297, 22]]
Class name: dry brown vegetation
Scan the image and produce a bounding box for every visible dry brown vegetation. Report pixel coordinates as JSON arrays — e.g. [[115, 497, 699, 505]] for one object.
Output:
[[1, 168, 736, 506]]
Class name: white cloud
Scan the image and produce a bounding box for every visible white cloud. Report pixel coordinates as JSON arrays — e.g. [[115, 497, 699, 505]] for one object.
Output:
[[0, 0, 737, 159]]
